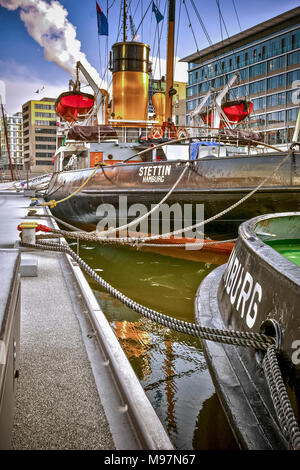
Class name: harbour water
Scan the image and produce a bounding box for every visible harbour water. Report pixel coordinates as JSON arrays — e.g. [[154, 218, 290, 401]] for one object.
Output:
[[73, 242, 239, 450]]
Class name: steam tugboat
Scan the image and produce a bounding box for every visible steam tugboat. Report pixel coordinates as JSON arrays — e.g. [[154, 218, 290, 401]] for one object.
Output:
[[195, 212, 300, 449], [45, 0, 300, 238]]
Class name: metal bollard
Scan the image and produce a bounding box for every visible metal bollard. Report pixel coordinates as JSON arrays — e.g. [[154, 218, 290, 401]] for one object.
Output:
[[18, 222, 38, 244]]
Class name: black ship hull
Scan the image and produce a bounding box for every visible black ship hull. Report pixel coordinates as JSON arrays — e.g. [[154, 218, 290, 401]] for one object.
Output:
[[194, 212, 300, 449], [45, 152, 300, 235]]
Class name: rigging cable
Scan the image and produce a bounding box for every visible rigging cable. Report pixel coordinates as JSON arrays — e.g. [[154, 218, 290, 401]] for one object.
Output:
[[182, 0, 201, 55], [187, 0, 213, 47], [133, 0, 153, 38], [215, 0, 230, 39], [232, 0, 242, 32], [151, 0, 167, 84]]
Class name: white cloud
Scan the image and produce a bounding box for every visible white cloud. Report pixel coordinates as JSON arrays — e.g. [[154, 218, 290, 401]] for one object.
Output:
[[0, 0, 102, 87], [150, 56, 188, 83], [0, 61, 65, 113], [3, 78, 66, 114]]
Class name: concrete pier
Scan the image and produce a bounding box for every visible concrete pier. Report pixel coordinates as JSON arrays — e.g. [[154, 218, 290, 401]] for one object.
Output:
[[0, 188, 173, 450], [12, 249, 115, 450]]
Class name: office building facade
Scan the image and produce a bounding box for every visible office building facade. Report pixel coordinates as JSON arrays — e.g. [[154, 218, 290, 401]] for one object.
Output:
[[183, 7, 300, 145], [22, 98, 57, 172], [0, 112, 23, 171]]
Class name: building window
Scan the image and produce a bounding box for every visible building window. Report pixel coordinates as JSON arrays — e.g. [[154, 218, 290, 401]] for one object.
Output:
[[187, 85, 199, 97], [35, 128, 57, 134], [36, 144, 56, 150], [35, 112, 55, 118], [250, 62, 267, 78], [35, 104, 55, 110], [267, 56, 286, 72], [35, 120, 57, 126], [186, 99, 198, 112], [267, 74, 286, 90], [36, 152, 55, 158], [266, 92, 286, 108], [36, 160, 53, 166], [266, 111, 285, 125], [287, 89, 300, 104], [249, 114, 266, 128], [252, 96, 266, 111], [288, 51, 300, 66], [287, 70, 300, 85], [249, 79, 266, 94], [35, 136, 56, 142], [287, 107, 298, 122], [267, 129, 286, 145]]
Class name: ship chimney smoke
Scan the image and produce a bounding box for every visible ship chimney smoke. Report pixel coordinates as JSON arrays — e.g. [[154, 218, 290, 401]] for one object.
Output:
[[0, 0, 103, 88]]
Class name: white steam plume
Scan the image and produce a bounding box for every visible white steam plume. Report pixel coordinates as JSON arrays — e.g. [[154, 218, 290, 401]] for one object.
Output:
[[0, 0, 105, 89]]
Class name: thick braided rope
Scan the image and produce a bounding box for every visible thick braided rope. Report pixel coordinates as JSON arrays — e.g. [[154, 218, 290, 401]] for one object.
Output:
[[35, 231, 237, 248], [20, 240, 274, 351], [263, 346, 300, 450]]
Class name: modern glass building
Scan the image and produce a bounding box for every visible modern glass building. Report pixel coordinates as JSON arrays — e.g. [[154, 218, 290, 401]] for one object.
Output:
[[22, 98, 57, 172], [182, 7, 300, 145]]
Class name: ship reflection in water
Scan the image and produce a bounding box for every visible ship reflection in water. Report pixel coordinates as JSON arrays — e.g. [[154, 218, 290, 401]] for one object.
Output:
[[75, 242, 239, 450]]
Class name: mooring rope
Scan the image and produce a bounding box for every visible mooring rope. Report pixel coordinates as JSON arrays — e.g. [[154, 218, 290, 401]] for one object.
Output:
[[21, 239, 274, 350], [19, 238, 300, 449], [263, 346, 300, 450]]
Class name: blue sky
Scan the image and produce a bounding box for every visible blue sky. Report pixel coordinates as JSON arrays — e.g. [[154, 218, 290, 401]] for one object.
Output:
[[0, 0, 299, 113]]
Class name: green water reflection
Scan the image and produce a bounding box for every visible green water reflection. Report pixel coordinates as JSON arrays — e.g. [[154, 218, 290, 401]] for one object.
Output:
[[74, 242, 238, 450]]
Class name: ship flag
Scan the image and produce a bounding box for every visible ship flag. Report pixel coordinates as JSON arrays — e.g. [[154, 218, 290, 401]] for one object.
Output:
[[96, 2, 108, 36], [152, 2, 164, 23]]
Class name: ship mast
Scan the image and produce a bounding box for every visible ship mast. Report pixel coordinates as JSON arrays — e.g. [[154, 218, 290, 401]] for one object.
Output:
[[165, 0, 175, 123], [123, 0, 127, 42]]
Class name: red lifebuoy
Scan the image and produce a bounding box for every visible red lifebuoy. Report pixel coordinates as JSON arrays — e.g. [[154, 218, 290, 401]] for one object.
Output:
[[177, 127, 189, 139], [149, 127, 163, 140]]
